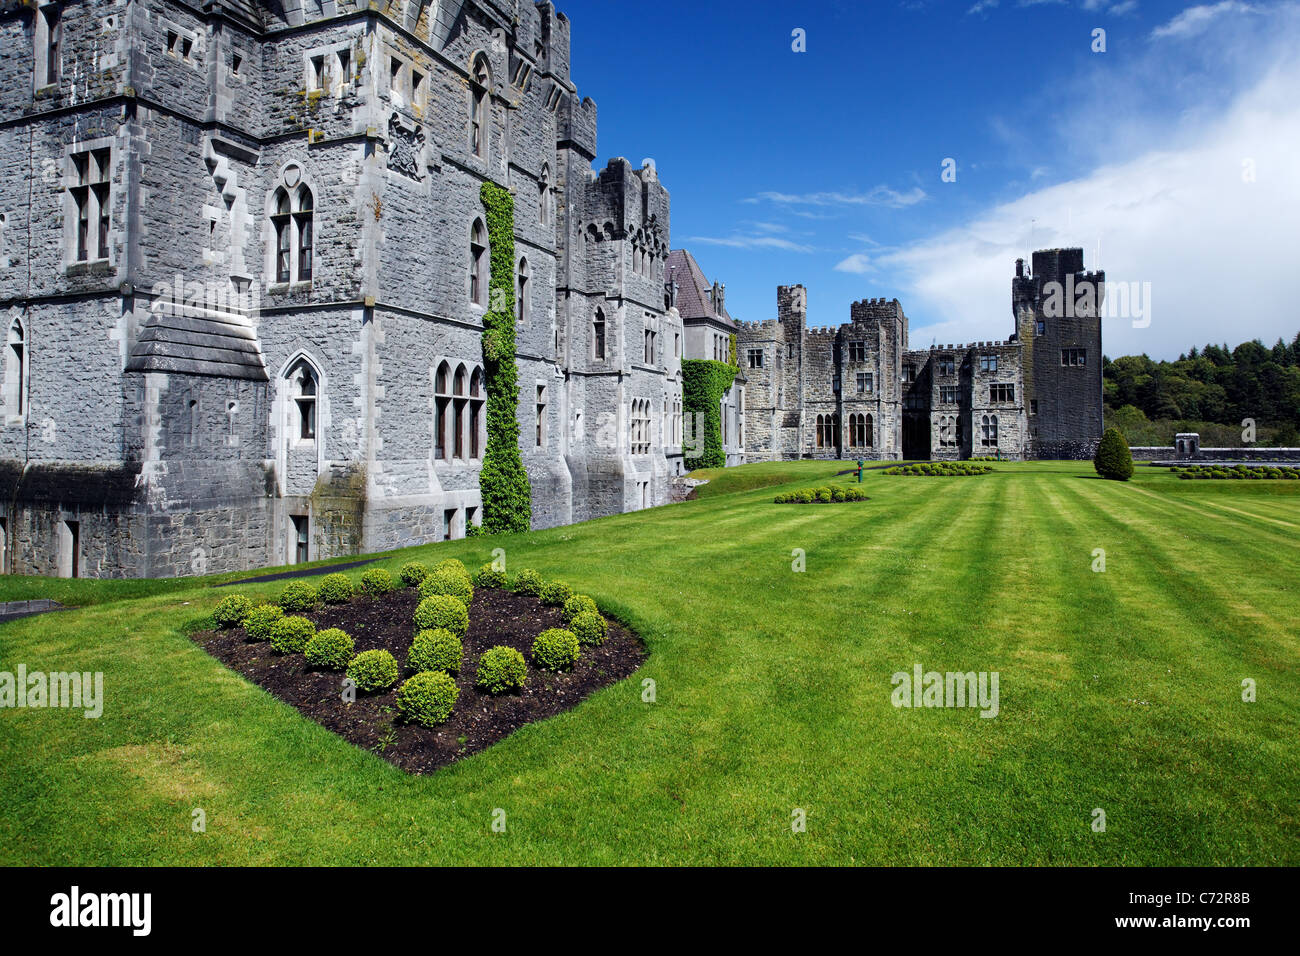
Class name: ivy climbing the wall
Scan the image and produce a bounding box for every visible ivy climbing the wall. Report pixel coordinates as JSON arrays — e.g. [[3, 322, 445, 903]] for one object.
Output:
[[478, 181, 532, 533], [681, 358, 738, 470]]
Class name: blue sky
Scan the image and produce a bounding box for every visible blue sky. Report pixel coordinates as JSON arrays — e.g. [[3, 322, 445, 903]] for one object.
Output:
[[556, 0, 1300, 360]]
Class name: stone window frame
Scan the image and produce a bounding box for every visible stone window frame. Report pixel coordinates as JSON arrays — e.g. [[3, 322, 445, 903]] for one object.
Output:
[[937, 414, 958, 447], [848, 340, 867, 363], [265, 164, 318, 289], [536, 381, 548, 449], [432, 358, 486, 465], [630, 397, 651, 455], [747, 348, 763, 370], [980, 413, 999, 447], [939, 384, 959, 404], [275, 349, 329, 496], [301, 39, 355, 99], [468, 52, 492, 163], [62, 137, 115, 269], [978, 354, 998, 373], [33, 3, 61, 92], [468, 217, 489, 308], [990, 383, 1015, 404], [538, 163, 551, 226], [160, 19, 204, 70], [516, 257, 530, 324], [937, 355, 956, 376], [814, 412, 840, 450], [285, 355, 321, 446], [856, 371, 873, 394], [591, 307, 606, 361], [1062, 348, 1087, 367], [4, 315, 28, 425]]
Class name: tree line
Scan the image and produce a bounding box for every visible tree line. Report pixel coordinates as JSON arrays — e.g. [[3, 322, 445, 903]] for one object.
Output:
[[1103, 333, 1300, 444]]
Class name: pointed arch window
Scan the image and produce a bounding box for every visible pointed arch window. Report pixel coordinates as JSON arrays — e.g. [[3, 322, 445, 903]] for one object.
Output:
[[538, 165, 551, 226], [981, 414, 999, 447], [5, 319, 26, 419], [453, 364, 467, 459], [470, 218, 488, 306], [272, 184, 314, 284], [470, 54, 490, 160], [434, 361, 450, 461], [469, 368, 485, 459], [287, 359, 319, 441]]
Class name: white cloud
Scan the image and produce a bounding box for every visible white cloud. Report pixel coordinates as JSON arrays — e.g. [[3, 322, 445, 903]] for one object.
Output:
[[1150, 1, 1257, 40], [873, 46, 1300, 358], [684, 234, 815, 253], [744, 186, 927, 210], [967, 0, 999, 15], [834, 253, 875, 274]]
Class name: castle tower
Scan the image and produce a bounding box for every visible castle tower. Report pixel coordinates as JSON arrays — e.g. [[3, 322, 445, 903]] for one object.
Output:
[[1014, 248, 1104, 458]]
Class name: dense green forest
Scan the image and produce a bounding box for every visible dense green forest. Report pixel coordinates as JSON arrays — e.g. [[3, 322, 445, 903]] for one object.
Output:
[[1102, 334, 1300, 446]]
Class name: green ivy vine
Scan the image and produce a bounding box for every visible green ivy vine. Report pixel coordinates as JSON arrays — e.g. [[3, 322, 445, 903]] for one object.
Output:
[[478, 181, 532, 533], [681, 358, 738, 470]]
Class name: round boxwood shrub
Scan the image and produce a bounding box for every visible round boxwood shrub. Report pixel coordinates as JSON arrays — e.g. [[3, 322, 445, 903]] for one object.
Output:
[[419, 566, 474, 604], [561, 594, 598, 626], [243, 604, 284, 642], [304, 628, 355, 670], [532, 627, 580, 671], [434, 558, 469, 579], [278, 580, 318, 612], [539, 580, 572, 608], [511, 567, 543, 595], [475, 646, 527, 695], [395, 671, 459, 728], [359, 567, 395, 596], [270, 616, 316, 654], [570, 610, 608, 647], [346, 649, 399, 694], [317, 572, 354, 605], [399, 562, 430, 587], [473, 562, 508, 589], [1094, 427, 1135, 481], [212, 594, 254, 628], [408, 628, 463, 674], [413, 594, 469, 636]]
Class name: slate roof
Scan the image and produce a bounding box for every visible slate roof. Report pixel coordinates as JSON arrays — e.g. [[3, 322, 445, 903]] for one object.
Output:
[[665, 249, 735, 328], [126, 302, 269, 381]]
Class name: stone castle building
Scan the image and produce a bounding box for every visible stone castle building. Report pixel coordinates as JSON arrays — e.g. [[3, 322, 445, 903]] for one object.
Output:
[[0, 0, 1102, 578], [0, 0, 688, 578], [732, 248, 1104, 462]]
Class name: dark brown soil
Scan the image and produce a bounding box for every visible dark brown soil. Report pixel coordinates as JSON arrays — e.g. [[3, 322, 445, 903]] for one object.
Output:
[[192, 585, 646, 774]]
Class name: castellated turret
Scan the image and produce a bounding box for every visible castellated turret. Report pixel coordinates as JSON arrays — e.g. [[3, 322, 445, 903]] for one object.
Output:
[[1011, 248, 1105, 458]]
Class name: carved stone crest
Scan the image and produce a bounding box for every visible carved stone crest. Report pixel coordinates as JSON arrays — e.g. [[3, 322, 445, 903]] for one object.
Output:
[[387, 113, 426, 181]]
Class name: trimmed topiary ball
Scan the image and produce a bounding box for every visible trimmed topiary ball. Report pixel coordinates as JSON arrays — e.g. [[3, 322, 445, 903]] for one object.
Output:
[[243, 604, 284, 642], [434, 558, 468, 579], [395, 671, 459, 728], [407, 628, 463, 674], [399, 562, 430, 587], [473, 563, 508, 589], [317, 572, 354, 605], [278, 580, 318, 612], [270, 616, 316, 654], [539, 580, 572, 607], [304, 628, 355, 670], [346, 649, 399, 693], [570, 610, 608, 647], [532, 627, 580, 671], [475, 646, 528, 695], [212, 594, 254, 628], [1094, 427, 1135, 481], [419, 566, 474, 604], [413, 594, 469, 636], [359, 567, 395, 596], [511, 567, 543, 595], [561, 594, 598, 626]]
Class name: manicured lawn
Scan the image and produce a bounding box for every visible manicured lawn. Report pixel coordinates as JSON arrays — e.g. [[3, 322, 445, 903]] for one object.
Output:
[[1, 460, 1296, 865]]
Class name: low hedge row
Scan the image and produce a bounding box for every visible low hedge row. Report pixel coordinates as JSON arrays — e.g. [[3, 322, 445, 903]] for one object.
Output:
[[884, 463, 993, 477], [1173, 464, 1300, 479], [774, 486, 869, 504]]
